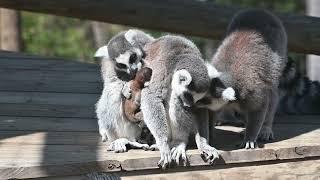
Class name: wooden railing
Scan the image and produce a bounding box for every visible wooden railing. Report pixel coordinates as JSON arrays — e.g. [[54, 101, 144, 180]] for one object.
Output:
[[0, 0, 319, 55]]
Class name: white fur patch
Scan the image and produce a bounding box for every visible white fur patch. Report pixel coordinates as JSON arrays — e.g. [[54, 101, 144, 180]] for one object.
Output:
[[206, 63, 221, 79], [222, 87, 236, 101], [94, 45, 109, 58], [171, 69, 192, 95], [137, 62, 142, 70], [115, 51, 131, 66], [125, 30, 138, 45]]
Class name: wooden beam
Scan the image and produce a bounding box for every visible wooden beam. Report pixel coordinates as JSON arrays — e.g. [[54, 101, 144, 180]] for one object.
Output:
[[0, 0, 319, 55]]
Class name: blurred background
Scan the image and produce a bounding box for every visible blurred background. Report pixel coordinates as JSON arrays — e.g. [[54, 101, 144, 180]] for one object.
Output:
[[1, 0, 318, 80]]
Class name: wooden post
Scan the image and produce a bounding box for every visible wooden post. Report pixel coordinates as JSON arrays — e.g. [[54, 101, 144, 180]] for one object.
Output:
[[307, 0, 320, 81], [0, 8, 21, 51]]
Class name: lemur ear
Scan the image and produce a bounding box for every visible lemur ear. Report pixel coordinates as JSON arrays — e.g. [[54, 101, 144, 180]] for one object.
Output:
[[206, 63, 221, 79], [125, 30, 137, 45], [173, 69, 192, 86], [94, 45, 109, 59]]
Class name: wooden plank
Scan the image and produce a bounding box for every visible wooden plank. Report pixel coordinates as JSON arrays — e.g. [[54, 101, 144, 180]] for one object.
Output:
[[0, 116, 97, 132], [28, 159, 320, 180], [0, 50, 96, 63], [0, 1, 319, 55], [0, 69, 101, 82], [0, 57, 99, 71], [0, 80, 102, 94], [0, 92, 99, 106], [0, 104, 95, 118], [0, 124, 319, 179], [0, 131, 101, 146], [120, 160, 320, 180]]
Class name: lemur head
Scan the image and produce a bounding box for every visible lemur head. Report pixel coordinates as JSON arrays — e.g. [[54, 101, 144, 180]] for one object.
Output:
[[94, 29, 154, 81], [195, 63, 237, 111], [135, 67, 152, 84], [171, 66, 211, 108]]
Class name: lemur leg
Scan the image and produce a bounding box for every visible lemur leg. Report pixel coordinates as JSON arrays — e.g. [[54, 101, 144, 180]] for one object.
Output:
[[259, 89, 278, 141], [195, 109, 219, 165], [140, 89, 171, 169], [170, 128, 189, 166], [242, 99, 269, 149]]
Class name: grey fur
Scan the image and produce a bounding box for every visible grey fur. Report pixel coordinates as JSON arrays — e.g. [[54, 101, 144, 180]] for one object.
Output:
[[95, 29, 154, 152], [202, 9, 287, 148], [140, 35, 219, 169]]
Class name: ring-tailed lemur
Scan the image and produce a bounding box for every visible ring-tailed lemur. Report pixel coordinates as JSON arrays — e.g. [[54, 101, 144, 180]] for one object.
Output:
[[94, 29, 154, 152], [215, 57, 320, 127], [140, 35, 236, 169], [197, 9, 287, 149]]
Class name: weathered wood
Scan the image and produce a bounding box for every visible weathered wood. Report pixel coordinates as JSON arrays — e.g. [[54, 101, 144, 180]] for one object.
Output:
[[0, 69, 101, 82], [0, 80, 102, 94], [0, 56, 99, 72], [0, 92, 98, 106], [0, 116, 97, 132], [0, 124, 319, 179], [120, 160, 320, 180], [0, 0, 319, 55], [0, 104, 95, 118]]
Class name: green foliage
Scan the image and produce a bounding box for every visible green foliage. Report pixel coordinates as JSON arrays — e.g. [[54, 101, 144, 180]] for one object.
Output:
[[22, 12, 95, 61]]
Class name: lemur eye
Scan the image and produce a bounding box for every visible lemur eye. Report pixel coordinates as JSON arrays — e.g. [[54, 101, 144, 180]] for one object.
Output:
[[116, 63, 127, 69], [129, 53, 137, 64]]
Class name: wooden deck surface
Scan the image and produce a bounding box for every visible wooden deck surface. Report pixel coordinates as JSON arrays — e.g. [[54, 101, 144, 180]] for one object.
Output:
[[0, 51, 319, 179]]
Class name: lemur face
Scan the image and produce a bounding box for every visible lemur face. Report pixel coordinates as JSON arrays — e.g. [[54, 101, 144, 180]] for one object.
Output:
[[94, 29, 152, 81], [112, 47, 145, 80]]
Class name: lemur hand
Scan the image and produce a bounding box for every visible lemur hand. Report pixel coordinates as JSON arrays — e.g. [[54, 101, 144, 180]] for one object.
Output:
[[122, 82, 132, 99]]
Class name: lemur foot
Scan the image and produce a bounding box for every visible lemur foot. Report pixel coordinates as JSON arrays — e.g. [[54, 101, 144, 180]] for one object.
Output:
[[128, 141, 150, 151], [199, 145, 220, 165], [171, 143, 189, 166], [258, 127, 274, 142], [107, 138, 128, 153], [107, 138, 150, 152], [122, 82, 132, 99], [241, 140, 257, 149], [149, 144, 158, 151], [157, 145, 172, 170]]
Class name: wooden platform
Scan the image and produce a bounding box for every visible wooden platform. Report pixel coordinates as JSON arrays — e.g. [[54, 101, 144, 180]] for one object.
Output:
[[0, 51, 319, 180]]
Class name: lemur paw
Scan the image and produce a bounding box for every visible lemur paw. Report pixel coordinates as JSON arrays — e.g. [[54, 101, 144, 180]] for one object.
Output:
[[199, 145, 220, 165], [127, 141, 150, 151], [258, 127, 274, 142], [222, 87, 236, 101], [107, 138, 129, 153], [149, 144, 158, 151], [241, 140, 257, 149], [171, 143, 189, 166], [122, 82, 132, 99], [157, 145, 172, 170], [144, 81, 150, 87]]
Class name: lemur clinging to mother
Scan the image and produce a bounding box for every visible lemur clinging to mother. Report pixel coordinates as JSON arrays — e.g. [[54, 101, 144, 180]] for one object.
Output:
[[123, 67, 152, 123], [197, 9, 287, 149], [140, 35, 236, 169], [95, 29, 154, 152]]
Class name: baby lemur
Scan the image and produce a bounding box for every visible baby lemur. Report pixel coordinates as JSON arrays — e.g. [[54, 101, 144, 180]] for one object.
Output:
[[123, 67, 152, 123], [197, 9, 287, 149]]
